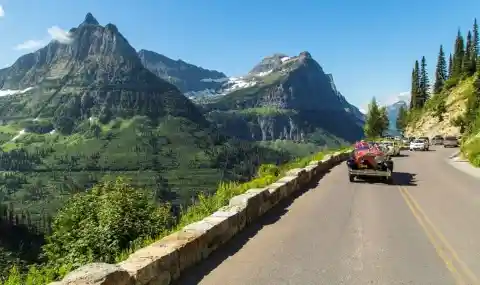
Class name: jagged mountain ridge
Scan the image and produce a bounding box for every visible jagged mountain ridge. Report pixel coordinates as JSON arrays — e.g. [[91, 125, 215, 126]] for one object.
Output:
[[138, 49, 227, 95], [0, 13, 204, 125]]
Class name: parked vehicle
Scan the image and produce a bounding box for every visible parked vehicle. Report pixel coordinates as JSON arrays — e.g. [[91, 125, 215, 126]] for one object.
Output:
[[418, 136, 429, 144], [431, 135, 444, 145], [381, 141, 401, 156], [410, 139, 428, 151], [443, 136, 459, 147]]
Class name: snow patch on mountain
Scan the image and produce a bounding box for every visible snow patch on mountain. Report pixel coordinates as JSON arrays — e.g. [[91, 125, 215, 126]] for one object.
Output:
[[0, 87, 34, 97]]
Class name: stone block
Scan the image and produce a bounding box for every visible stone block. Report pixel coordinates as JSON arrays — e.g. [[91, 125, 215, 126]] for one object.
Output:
[[118, 237, 180, 285], [246, 188, 271, 215], [266, 181, 288, 206], [150, 230, 201, 275], [229, 189, 269, 225], [303, 164, 317, 180], [212, 204, 247, 236], [285, 168, 305, 177], [277, 175, 299, 195], [61, 263, 133, 285]]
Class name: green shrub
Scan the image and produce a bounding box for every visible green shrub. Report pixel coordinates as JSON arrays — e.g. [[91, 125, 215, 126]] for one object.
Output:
[[462, 137, 480, 167]]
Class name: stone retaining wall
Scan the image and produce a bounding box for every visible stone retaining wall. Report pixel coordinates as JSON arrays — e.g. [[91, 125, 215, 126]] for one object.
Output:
[[50, 150, 351, 285]]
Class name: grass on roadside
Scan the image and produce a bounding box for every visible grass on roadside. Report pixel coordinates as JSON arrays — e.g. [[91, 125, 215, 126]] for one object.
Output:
[[461, 136, 480, 167]]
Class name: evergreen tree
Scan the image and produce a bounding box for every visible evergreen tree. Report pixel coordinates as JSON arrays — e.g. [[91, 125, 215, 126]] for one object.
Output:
[[410, 68, 417, 110], [452, 30, 465, 78], [396, 105, 408, 134], [434, 45, 447, 94], [448, 53, 453, 78], [463, 30, 473, 75], [364, 98, 388, 138], [419, 56, 430, 107], [473, 18, 479, 71], [410, 61, 421, 109]]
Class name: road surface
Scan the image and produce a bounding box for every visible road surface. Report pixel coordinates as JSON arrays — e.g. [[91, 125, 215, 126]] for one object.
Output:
[[175, 147, 480, 285]]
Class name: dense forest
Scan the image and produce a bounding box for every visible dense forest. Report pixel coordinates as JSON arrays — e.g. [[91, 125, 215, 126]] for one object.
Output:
[[394, 18, 480, 139]]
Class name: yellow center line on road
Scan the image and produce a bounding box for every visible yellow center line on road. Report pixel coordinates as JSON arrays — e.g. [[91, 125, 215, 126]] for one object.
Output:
[[399, 186, 479, 285]]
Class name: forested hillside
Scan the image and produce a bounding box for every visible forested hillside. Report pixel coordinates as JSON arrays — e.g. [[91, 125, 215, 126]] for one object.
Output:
[[402, 18, 480, 166]]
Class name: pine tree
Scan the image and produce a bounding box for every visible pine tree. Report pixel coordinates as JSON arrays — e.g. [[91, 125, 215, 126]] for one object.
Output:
[[448, 53, 453, 78], [452, 29, 465, 78], [463, 30, 473, 75], [410, 68, 416, 110], [473, 18, 479, 73], [434, 45, 447, 94], [419, 56, 430, 107], [410, 62, 420, 109]]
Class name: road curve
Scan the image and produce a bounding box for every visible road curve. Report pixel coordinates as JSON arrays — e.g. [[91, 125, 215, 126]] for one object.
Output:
[[175, 147, 480, 285]]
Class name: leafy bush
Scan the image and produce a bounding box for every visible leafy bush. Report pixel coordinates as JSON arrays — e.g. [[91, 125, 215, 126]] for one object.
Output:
[[257, 164, 280, 177], [43, 178, 174, 268], [461, 137, 480, 167]]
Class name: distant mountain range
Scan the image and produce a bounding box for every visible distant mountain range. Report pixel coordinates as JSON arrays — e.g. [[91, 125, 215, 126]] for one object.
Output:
[[140, 50, 365, 143], [386, 97, 409, 136], [0, 11, 366, 145]]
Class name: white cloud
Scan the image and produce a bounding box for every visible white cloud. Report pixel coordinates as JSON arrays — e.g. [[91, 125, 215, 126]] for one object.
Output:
[[359, 91, 410, 113], [47, 26, 72, 44], [0, 5, 4, 18], [14, 40, 45, 51], [14, 26, 72, 51], [383, 91, 410, 106]]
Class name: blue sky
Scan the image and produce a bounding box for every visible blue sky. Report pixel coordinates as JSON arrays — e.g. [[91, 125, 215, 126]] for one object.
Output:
[[0, 0, 479, 109]]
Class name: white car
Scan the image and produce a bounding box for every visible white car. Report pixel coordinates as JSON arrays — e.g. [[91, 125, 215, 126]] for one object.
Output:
[[410, 139, 427, 151]]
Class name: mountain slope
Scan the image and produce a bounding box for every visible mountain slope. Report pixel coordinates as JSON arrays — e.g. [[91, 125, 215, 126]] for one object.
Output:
[[138, 49, 227, 96], [0, 13, 204, 127], [0, 13, 295, 220], [405, 77, 475, 138], [198, 52, 365, 144]]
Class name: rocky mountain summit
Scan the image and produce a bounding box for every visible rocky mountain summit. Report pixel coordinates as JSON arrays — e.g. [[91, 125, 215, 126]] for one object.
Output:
[[0, 13, 204, 126], [196, 52, 365, 143]]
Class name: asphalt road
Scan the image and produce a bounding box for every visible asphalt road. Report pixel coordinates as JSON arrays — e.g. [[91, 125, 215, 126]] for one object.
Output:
[[175, 147, 480, 285]]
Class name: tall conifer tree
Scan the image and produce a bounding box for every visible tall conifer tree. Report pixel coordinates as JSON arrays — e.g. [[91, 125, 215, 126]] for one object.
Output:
[[452, 30, 465, 78], [448, 53, 453, 78], [410, 68, 417, 109], [473, 18, 479, 72], [463, 30, 473, 75], [434, 45, 447, 94], [419, 56, 430, 107]]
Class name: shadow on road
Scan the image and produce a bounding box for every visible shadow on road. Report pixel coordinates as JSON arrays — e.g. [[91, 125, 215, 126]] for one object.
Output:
[[352, 172, 417, 186], [172, 168, 333, 285], [392, 172, 417, 186], [394, 153, 409, 158]]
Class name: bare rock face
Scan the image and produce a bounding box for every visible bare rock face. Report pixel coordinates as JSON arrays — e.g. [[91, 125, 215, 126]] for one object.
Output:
[[202, 51, 364, 144]]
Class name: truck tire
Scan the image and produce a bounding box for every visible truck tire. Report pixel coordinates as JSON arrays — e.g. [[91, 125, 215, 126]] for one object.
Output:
[[349, 174, 355, 182], [385, 175, 394, 184]]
